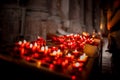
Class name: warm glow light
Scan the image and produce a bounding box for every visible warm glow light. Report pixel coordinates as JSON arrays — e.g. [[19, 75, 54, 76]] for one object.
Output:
[[23, 40, 27, 43], [30, 44, 33, 48], [51, 51, 57, 56], [34, 42, 37, 47], [70, 34, 73, 36], [18, 41, 22, 45], [45, 46, 48, 50], [37, 36, 40, 39], [49, 64, 54, 70], [73, 49, 79, 56], [57, 49, 60, 53], [13, 33, 100, 79], [25, 56, 31, 61], [78, 53, 88, 62], [100, 23, 103, 30], [41, 46, 45, 51], [75, 62, 80, 67], [71, 75, 76, 80], [73, 49, 78, 53], [57, 49, 62, 55], [36, 61, 41, 67], [92, 35, 95, 38], [33, 53, 39, 58], [74, 34, 77, 37], [66, 34, 70, 37], [73, 62, 83, 68], [82, 32, 87, 36], [66, 53, 71, 57], [98, 32, 101, 35]]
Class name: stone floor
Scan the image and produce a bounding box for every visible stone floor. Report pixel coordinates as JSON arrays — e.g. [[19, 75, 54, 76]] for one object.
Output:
[[101, 37, 112, 80]]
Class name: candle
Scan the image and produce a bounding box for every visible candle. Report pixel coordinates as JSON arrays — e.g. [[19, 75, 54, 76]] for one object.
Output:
[[73, 62, 83, 68], [59, 44, 65, 50], [78, 53, 88, 62], [40, 46, 45, 52], [44, 46, 49, 55], [71, 75, 76, 80], [57, 49, 62, 56], [51, 46, 58, 51], [32, 53, 39, 58], [72, 49, 79, 56], [20, 48, 25, 55], [66, 53, 71, 57], [32, 42, 37, 52], [49, 64, 54, 70], [66, 53, 74, 60], [18, 41, 22, 45], [50, 51, 57, 56], [62, 59, 68, 67], [20, 40, 27, 48], [36, 60, 42, 67], [24, 56, 31, 61], [25, 42, 30, 49]]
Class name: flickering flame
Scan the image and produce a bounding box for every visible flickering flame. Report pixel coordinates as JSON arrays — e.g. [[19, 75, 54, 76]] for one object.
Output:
[[100, 23, 103, 30], [57, 49, 60, 53], [18, 41, 22, 45], [79, 53, 88, 60], [23, 40, 27, 43], [92, 35, 95, 38], [98, 32, 101, 35], [74, 50, 78, 52], [82, 32, 87, 36], [52, 51, 57, 56], [66, 34, 70, 37], [41, 46, 45, 51], [36, 61, 41, 67], [70, 34, 73, 36], [67, 53, 71, 57], [37, 36, 40, 39], [45, 46, 48, 50], [30, 44, 33, 48], [34, 42, 37, 47], [74, 34, 77, 37], [75, 62, 80, 67]]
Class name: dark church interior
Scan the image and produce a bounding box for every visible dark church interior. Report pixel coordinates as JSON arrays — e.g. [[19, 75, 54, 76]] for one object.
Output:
[[0, 0, 120, 80]]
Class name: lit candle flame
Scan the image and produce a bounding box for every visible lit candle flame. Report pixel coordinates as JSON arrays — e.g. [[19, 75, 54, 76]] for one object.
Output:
[[67, 53, 71, 57], [18, 41, 22, 45], [41, 46, 45, 51], [52, 51, 57, 56], [30, 44, 33, 48], [79, 53, 88, 61], [45, 46, 48, 50], [34, 42, 37, 47], [23, 40, 27, 43], [75, 62, 80, 67]]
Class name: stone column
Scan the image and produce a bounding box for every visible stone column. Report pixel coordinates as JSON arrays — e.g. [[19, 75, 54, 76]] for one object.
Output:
[[61, 0, 69, 20], [68, 0, 82, 33], [60, 0, 70, 31], [93, 0, 100, 32], [49, 0, 58, 16], [79, 0, 86, 31], [69, 0, 80, 20], [20, 7, 26, 36], [85, 0, 93, 33], [47, 0, 62, 34], [41, 21, 46, 40]]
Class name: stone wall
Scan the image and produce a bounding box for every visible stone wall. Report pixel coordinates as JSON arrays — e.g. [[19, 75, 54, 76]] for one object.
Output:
[[0, 0, 101, 44], [0, 5, 21, 43]]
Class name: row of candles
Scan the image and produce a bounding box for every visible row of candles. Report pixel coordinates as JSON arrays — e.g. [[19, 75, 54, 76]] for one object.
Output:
[[13, 33, 100, 80], [51, 32, 99, 51]]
